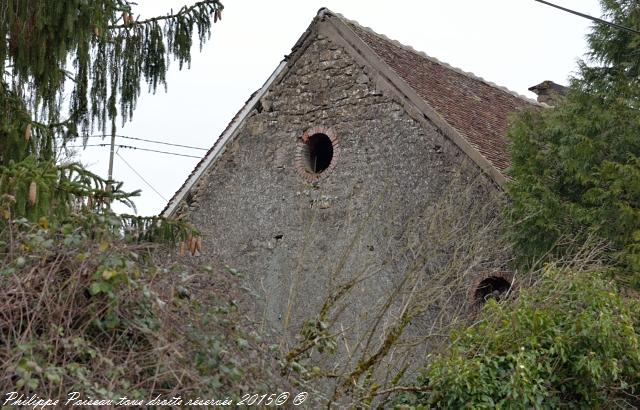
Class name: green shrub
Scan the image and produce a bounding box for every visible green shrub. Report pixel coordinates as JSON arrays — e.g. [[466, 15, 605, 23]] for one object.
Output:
[[507, 0, 640, 286], [400, 268, 640, 408], [0, 213, 281, 399], [507, 92, 640, 286]]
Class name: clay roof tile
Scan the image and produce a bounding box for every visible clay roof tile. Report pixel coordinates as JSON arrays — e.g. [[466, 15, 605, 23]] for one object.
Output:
[[342, 17, 538, 175]]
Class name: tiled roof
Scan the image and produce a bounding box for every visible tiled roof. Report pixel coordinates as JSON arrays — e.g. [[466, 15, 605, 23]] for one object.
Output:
[[162, 9, 538, 217], [344, 19, 537, 175]]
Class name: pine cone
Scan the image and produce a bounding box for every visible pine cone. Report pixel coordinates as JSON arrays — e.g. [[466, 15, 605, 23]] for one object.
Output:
[[28, 182, 37, 206], [24, 123, 32, 142]]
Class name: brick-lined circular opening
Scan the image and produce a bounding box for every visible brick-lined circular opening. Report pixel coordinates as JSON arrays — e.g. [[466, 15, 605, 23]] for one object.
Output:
[[295, 126, 339, 182], [468, 272, 514, 308], [474, 276, 511, 303], [303, 133, 333, 173]]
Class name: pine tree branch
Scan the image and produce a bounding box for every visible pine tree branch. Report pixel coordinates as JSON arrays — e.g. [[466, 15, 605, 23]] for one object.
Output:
[[107, 0, 222, 30]]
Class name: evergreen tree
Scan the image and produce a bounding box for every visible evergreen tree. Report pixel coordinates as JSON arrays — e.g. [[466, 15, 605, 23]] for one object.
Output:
[[508, 0, 640, 286], [0, 0, 222, 236]]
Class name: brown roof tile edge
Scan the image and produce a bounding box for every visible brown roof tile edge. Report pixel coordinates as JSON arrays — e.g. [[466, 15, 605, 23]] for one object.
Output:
[[161, 7, 539, 217], [321, 9, 529, 183], [161, 10, 324, 217], [160, 61, 287, 217], [159, 91, 255, 216], [324, 9, 541, 107]]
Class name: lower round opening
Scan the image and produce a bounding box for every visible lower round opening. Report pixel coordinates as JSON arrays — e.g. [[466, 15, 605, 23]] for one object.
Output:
[[474, 276, 511, 304], [304, 133, 333, 174]]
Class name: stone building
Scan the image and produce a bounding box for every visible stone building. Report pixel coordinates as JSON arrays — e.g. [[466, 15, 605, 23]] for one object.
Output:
[[162, 9, 538, 347]]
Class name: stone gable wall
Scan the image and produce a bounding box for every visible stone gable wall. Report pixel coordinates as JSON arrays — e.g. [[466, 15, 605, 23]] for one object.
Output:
[[178, 32, 504, 341]]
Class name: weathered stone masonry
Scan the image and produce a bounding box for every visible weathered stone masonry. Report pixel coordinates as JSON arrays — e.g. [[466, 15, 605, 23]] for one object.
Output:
[[176, 28, 502, 339]]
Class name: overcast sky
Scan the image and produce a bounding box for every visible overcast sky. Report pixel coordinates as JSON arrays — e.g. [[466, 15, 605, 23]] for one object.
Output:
[[78, 0, 602, 216]]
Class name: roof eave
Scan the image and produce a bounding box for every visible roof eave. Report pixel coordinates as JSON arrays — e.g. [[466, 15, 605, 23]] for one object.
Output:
[[161, 10, 328, 218], [322, 11, 511, 187], [161, 60, 288, 218]]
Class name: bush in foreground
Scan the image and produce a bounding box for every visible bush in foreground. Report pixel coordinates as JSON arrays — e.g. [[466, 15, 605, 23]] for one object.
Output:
[[397, 267, 640, 408], [0, 212, 281, 401]]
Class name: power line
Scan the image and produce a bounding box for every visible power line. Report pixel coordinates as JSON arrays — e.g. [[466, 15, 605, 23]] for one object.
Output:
[[86, 134, 208, 151], [533, 0, 640, 35], [116, 151, 168, 201], [66, 143, 202, 159]]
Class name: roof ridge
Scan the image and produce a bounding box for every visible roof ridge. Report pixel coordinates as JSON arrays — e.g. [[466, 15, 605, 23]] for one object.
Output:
[[322, 8, 540, 106]]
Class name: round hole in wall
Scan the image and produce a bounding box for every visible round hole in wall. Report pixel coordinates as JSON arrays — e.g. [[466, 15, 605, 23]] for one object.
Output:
[[295, 127, 340, 181], [303, 133, 333, 174], [474, 276, 511, 304]]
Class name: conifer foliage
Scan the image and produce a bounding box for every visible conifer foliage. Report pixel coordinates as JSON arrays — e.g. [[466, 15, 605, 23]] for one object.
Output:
[[507, 0, 640, 286], [0, 0, 222, 235], [0, 3, 273, 400], [391, 2, 640, 407], [1, 0, 223, 135]]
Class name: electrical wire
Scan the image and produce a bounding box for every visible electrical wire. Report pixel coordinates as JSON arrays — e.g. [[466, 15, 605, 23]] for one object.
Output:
[[116, 151, 168, 201], [533, 0, 640, 35], [85, 134, 208, 151], [66, 143, 202, 159]]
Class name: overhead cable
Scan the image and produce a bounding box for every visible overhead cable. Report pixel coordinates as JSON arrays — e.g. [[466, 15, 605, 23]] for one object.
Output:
[[533, 0, 640, 35], [116, 151, 168, 201], [86, 134, 208, 151], [66, 143, 202, 159]]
